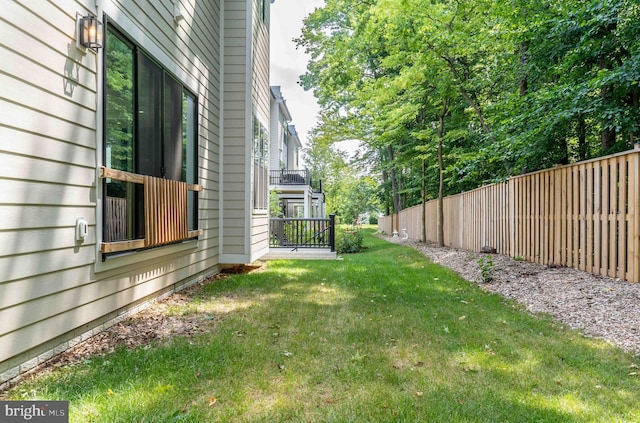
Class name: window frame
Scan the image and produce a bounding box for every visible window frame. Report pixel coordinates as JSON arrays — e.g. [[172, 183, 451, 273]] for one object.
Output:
[[100, 20, 200, 259], [252, 110, 269, 212]]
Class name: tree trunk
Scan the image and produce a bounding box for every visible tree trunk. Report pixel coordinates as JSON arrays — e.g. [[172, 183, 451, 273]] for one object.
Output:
[[382, 168, 391, 216], [558, 137, 569, 165], [445, 56, 494, 141], [422, 159, 426, 243], [387, 145, 401, 215], [519, 43, 528, 97], [629, 87, 639, 146], [398, 173, 406, 211], [600, 59, 616, 151], [601, 125, 617, 152], [437, 100, 449, 247], [577, 116, 588, 161]]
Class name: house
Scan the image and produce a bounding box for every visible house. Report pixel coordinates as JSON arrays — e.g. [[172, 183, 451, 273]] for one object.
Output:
[[268, 86, 325, 219], [263, 87, 335, 259], [0, 0, 273, 385]]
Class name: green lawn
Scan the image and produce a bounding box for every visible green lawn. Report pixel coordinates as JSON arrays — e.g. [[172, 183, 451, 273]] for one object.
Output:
[[6, 229, 640, 422]]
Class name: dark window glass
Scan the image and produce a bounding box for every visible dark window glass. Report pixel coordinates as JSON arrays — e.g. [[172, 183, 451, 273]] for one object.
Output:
[[105, 34, 134, 174], [103, 25, 198, 245], [164, 75, 183, 181], [253, 111, 269, 210], [137, 53, 163, 178], [105, 29, 136, 241], [184, 92, 197, 230]]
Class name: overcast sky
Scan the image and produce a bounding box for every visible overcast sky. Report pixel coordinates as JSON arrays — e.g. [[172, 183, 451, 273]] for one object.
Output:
[[269, 0, 324, 149]]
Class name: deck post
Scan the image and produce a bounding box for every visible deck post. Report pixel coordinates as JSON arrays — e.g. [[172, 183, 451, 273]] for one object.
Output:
[[329, 214, 336, 252]]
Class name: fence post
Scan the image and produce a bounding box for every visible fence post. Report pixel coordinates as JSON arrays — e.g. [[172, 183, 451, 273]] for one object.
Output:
[[633, 150, 640, 282], [329, 214, 336, 252]]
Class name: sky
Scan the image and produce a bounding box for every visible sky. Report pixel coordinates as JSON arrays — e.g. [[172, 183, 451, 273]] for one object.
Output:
[[269, 0, 324, 149], [269, 0, 361, 160]]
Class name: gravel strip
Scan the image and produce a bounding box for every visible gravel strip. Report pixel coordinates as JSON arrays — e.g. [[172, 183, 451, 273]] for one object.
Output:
[[382, 235, 640, 357]]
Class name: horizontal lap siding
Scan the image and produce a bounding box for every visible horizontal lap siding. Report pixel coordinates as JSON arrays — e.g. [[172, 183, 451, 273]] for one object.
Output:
[[222, 0, 249, 259], [250, 0, 270, 258], [379, 149, 640, 283], [1, 0, 222, 375], [0, 0, 100, 371], [221, 0, 271, 262]]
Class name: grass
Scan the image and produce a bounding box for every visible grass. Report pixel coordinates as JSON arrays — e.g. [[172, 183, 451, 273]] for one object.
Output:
[[5, 228, 640, 422]]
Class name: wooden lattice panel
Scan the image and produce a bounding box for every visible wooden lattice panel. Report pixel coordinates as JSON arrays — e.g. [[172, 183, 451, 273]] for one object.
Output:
[[100, 167, 202, 254], [144, 176, 189, 247]]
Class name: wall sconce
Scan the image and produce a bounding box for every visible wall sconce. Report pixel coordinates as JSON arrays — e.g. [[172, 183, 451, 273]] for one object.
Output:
[[173, 4, 185, 23], [79, 15, 103, 50]]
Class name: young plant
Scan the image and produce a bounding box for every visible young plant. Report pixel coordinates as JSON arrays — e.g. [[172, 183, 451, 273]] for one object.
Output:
[[477, 257, 494, 283], [336, 227, 364, 253]]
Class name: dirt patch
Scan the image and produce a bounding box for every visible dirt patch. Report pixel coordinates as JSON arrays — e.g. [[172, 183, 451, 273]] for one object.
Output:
[[48, 264, 266, 366], [1, 264, 267, 393], [383, 235, 640, 357]]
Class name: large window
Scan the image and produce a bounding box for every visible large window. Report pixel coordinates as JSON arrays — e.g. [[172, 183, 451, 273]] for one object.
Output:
[[280, 123, 287, 169], [259, 0, 267, 23], [104, 25, 198, 245], [253, 112, 269, 211]]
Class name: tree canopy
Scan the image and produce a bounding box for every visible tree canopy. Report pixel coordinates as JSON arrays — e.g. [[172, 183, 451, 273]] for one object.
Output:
[[297, 0, 640, 215]]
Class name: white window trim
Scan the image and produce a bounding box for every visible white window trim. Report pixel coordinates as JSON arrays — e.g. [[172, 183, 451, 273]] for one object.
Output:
[[95, 8, 200, 272], [252, 113, 269, 212], [95, 240, 198, 273]]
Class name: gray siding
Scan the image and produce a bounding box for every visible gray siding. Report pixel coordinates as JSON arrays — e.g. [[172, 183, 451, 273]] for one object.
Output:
[[0, 0, 223, 380], [222, 0, 250, 259], [221, 0, 270, 263], [250, 0, 271, 259]]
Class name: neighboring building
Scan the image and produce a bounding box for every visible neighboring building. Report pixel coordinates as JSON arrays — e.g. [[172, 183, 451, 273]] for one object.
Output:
[[0, 0, 273, 385], [268, 86, 325, 219]]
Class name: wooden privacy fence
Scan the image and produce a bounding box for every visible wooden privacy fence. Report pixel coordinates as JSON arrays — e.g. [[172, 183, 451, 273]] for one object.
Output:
[[379, 147, 640, 283]]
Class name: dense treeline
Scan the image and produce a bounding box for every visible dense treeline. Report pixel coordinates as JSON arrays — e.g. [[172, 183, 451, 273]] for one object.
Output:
[[297, 0, 640, 218]]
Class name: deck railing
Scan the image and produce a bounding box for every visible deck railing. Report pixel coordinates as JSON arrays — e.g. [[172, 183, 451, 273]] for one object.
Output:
[[270, 215, 336, 251], [100, 166, 202, 254], [311, 179, 323, 193], [270, 169, 311, 186]]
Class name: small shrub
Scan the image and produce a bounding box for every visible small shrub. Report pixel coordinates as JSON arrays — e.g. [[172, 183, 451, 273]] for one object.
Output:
[[336, 228, 364, 254], [477, 258, 494, 283]]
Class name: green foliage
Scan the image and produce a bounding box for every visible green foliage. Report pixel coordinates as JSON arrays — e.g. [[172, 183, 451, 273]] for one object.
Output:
[[336, 227, 364, 253], [269, 190, 284, 218], [303, 141, 381, 222], [298, 0, 640, 212], [477, 257, 495, 283], [335, 176, 381, 224]]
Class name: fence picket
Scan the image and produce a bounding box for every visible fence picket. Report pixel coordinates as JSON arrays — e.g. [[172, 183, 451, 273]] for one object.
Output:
[[595, 165, 601, 271], [609, 158, 618, 278], [560, 167, 567, 265], [618, 156, 627, 279], [631, 152, 640, 282]]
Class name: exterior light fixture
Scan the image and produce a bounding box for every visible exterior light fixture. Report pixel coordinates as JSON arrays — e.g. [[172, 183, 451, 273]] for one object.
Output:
[[173, 3, 185, 23], [79, 15, 103, 50]]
